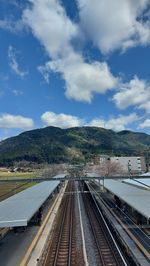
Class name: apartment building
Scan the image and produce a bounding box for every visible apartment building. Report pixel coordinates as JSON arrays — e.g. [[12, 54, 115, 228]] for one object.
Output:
[[96, 155, 146, 175]]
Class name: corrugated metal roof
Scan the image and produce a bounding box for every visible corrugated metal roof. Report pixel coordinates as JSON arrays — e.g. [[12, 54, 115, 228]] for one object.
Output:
[[141, 172, 150, 176], [0, 180, 60, 228], [104, 179, 150, 219], [123, 178, 150, 189]]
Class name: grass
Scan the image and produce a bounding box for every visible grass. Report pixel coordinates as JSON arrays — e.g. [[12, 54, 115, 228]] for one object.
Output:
[[0, 171, 37, 179]]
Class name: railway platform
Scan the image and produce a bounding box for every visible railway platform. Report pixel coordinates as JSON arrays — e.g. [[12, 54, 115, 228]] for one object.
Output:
[[88, 181, 150, 266]]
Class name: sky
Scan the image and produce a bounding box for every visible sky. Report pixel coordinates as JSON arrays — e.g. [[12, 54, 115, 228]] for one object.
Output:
[[0, 0, 150, 140]]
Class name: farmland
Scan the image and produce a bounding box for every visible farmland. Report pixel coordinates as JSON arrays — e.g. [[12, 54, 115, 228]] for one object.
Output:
[[0, 182, 36, 201], [0, 171, 36, 180]]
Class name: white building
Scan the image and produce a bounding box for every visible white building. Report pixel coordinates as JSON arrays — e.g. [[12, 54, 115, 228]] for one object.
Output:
[[97, 155, 146, 175]]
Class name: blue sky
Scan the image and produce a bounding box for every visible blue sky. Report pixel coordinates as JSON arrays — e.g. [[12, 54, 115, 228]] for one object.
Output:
[[0, 0, 150, 140]]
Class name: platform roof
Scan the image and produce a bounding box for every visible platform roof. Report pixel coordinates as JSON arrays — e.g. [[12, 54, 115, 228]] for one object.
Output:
[[103, 179, 150, 220], [55, 174, 66, 179], [0, 180, 59, 228], [123, 178, 150, 189], [141, 172, 150, 177]]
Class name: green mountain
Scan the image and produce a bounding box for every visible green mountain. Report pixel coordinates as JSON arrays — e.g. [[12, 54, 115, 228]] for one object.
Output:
[[0, 126, 149, 166]]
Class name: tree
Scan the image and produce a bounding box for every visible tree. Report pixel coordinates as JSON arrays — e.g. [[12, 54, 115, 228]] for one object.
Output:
[[67, 164, 85, 178], [91, 160, 125, 177], [38, 163, 66, 178]]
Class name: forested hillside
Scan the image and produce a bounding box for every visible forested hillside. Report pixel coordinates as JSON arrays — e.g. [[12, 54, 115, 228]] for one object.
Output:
[[0, 126, 149, 166]]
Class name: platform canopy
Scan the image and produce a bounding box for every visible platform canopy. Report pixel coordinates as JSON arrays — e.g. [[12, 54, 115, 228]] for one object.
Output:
[[0, 180, 60, 228], [103, 179, 150, 220], [141, 172, 150, 177], [123, 178, 150, 189]]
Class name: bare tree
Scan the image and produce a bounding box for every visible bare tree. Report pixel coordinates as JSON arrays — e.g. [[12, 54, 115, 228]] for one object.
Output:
[[91, 160, 125, 177], [67, 164, 85, 178], [38, 163, 67, 178]]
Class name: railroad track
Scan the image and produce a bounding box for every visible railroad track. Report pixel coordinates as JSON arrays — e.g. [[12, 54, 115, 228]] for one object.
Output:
[[42, 181, 84, 266], [89, 181, 150, 263], [82, 182, 127, 266]]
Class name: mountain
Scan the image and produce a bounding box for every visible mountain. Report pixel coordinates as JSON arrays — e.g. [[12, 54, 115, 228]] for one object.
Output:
[[0, 126, 149, 166]]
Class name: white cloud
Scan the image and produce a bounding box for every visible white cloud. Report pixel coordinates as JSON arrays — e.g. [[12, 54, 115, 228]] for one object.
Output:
[[41, 111, 139, 131], [37, 64, 50, 84], [8, 46, 28, 78], [22, 0, 150, 109], [23, 0, 117, 102], [139, 119, 150, 128], [41, 111, 83, 128], [44, 55, 117, 102], [0, 114, 34, 129], [88, 113, 139, 131], [113, 76, 150, 109], [0, 19, 24, 33], [77, 0, 150, 53], [12, 89, 23, 96], [23, 0, 78, 58], [138, 101, 150, 114]]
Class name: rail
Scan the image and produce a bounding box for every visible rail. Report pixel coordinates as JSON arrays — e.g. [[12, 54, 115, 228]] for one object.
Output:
[[89, 181, 150, 261], [41, 181, 84, 266], [82, 182, 127, 266]]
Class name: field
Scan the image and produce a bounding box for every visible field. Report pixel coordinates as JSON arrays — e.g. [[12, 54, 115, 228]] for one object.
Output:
[[0, 182, 36, 201], [0, 171, 37, 180], [0, 172, 38, 201]]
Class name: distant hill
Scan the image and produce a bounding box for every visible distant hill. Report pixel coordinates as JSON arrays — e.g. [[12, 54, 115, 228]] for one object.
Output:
[[0, 126, 149, 166]]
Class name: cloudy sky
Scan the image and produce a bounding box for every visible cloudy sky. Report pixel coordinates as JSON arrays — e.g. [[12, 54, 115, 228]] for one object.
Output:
[[0, 0, 150, 139]]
